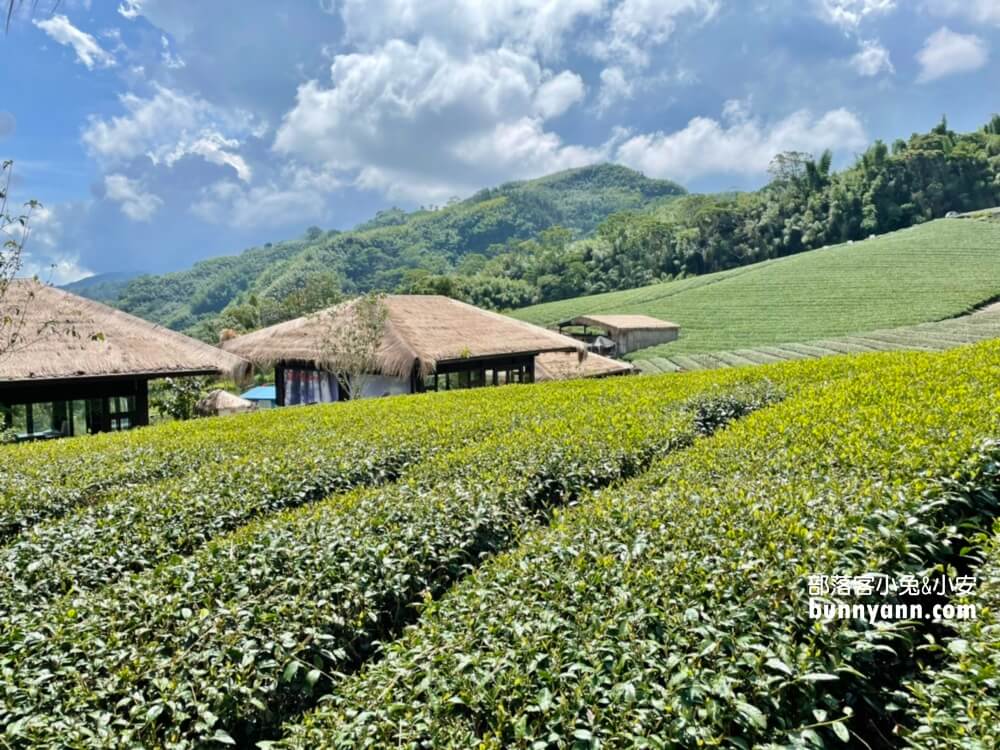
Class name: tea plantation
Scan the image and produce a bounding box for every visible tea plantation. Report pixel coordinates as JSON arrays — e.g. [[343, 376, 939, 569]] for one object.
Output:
[[2, 341, 999, 748], [512, 217, 1000, 359]]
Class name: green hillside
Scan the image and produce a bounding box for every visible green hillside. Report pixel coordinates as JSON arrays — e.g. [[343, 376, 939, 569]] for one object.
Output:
[[633, 300, 1000, 373], [512, 215, 1000, 357], [108, 164, 684, 337]]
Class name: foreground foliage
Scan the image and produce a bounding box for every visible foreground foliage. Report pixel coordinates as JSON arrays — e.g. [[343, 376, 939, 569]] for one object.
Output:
[[905, 522, 1000, 749], [0, 370, 778, 747], [281, 341, 1000, 749]]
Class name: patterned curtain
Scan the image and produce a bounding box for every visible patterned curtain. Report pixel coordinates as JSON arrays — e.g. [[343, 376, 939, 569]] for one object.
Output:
[[285, 368, 339, 405]]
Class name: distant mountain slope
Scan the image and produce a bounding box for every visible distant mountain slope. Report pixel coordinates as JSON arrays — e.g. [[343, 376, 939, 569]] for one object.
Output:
[[61, 271, 144, 303], [111, 164, 685, 335], [511, 215, 1000, 358]]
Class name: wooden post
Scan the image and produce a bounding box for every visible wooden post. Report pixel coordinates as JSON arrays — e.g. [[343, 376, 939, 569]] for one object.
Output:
[[526, 357, 535, 384], [134, 379, 150, 427], [275, 365, 286, 406]]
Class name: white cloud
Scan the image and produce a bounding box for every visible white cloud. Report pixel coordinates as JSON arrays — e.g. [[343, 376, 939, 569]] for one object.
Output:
[[816, 0, 895, 29], [722, 96, 752, 123], [118, 0, 142, 19], [33, 14, 116, 69], [81, 85, 258, 181], [533, 71, 586, 119], [164, 132, 252, 182], [274, 39, 597, 201], [594, 0, 718, 67], [615, 107, 867, 182], [160, 34, 186, 69], [850, 38, 894, 75], [922, 0, 1000, 26], [191, 172, 331, 229], [104, 174, 164, 221], [916, 27, 989, 82], [7, 205, 92, 284], [597, 66, 634, 112], [338, 0, 606, 57]]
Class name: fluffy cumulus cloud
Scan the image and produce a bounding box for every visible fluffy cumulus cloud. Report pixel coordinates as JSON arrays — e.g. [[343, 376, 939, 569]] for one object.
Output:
[[851, 39, 894, 76], [81, 85, 259, 181], [33, 14, 116, 69], [614, 107, 868, 182], [274, 39, 597, 201], [338, 0, 606, 56], [815, 0, 896, 29], [596, 0, 718, 66], [916, 27, 989, 82], [191, 164, 340, 228], [597, 66, 634, 112], [104, 173, 163, 220], [922, 0, 1000, 27]]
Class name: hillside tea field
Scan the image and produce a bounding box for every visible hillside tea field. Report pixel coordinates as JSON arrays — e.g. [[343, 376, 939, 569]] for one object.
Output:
[[513, 218, 1000, 359], [2, 341, 1000, 748]]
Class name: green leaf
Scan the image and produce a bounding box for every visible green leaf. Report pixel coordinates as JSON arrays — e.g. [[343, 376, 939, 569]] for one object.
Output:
[[832, 721, 850, 743], [735, 701, 767, 730]]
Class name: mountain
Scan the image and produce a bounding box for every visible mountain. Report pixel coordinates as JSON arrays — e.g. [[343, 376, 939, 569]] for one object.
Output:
[[109, 164, 686, 339], [61, 271, 146, 304]]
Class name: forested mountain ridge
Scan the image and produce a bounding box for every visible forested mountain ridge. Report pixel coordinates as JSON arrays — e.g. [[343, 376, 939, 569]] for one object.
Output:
[[420, 116, 1000, 309], [103, 164, 685, 339]]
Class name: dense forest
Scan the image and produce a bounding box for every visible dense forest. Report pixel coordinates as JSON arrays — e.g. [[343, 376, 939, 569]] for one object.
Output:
[[88, 116, 1000, 341]]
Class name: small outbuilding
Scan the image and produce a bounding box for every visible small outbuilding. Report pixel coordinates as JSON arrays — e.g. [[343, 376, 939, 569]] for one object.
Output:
[[196, 389, 255, 417], [557, 314, 680, 356], [222, 295, 589, 405], [0, 280, 248, 440]]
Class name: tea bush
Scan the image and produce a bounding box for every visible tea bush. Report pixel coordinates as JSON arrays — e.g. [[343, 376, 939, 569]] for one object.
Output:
[[1, 372, 782, 747], [280, 342, 1000, 749]]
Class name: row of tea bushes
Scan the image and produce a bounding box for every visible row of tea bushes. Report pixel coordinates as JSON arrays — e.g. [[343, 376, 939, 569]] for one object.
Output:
[[0, 380, 605, 627], [0, 387, 538, 542], [279, 341, 1000, 750], [0, 377, 783, 747], [904, 521, 1000, 749]]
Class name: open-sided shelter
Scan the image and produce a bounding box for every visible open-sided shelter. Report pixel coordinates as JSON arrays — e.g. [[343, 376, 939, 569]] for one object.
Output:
[[0, 280, 248, 440], [558, 314, 680, 356], [222, 295, 588, 405]]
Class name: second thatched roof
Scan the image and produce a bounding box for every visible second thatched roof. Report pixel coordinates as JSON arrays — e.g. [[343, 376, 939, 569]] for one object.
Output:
[[222, 295, 587, 379]]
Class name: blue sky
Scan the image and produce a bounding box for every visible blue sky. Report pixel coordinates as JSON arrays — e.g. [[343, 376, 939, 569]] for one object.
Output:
[[0, 0, 997, 281]]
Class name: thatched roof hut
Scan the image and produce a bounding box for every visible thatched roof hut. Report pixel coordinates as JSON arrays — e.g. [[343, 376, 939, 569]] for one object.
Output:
[[1, 280, 248, 439], [0, 280, 248, 382], [196, 389, 255, 416], [222, 295, 586, 379], [535, 351, 634, 381]]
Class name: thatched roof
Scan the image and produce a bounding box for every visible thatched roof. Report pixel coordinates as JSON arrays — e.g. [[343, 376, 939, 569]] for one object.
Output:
[[0, 280, 249, 383], [196, 389, 254, 415], [222, 295, 587, 379], [562, 314, 679, 334], [535, 351, 633, 381]]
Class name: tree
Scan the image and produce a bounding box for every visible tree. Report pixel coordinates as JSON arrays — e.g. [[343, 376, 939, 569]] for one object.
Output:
[[319, 293, 388, 401], [0, 161, 41, 362], [149, 376, 211, 421]]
